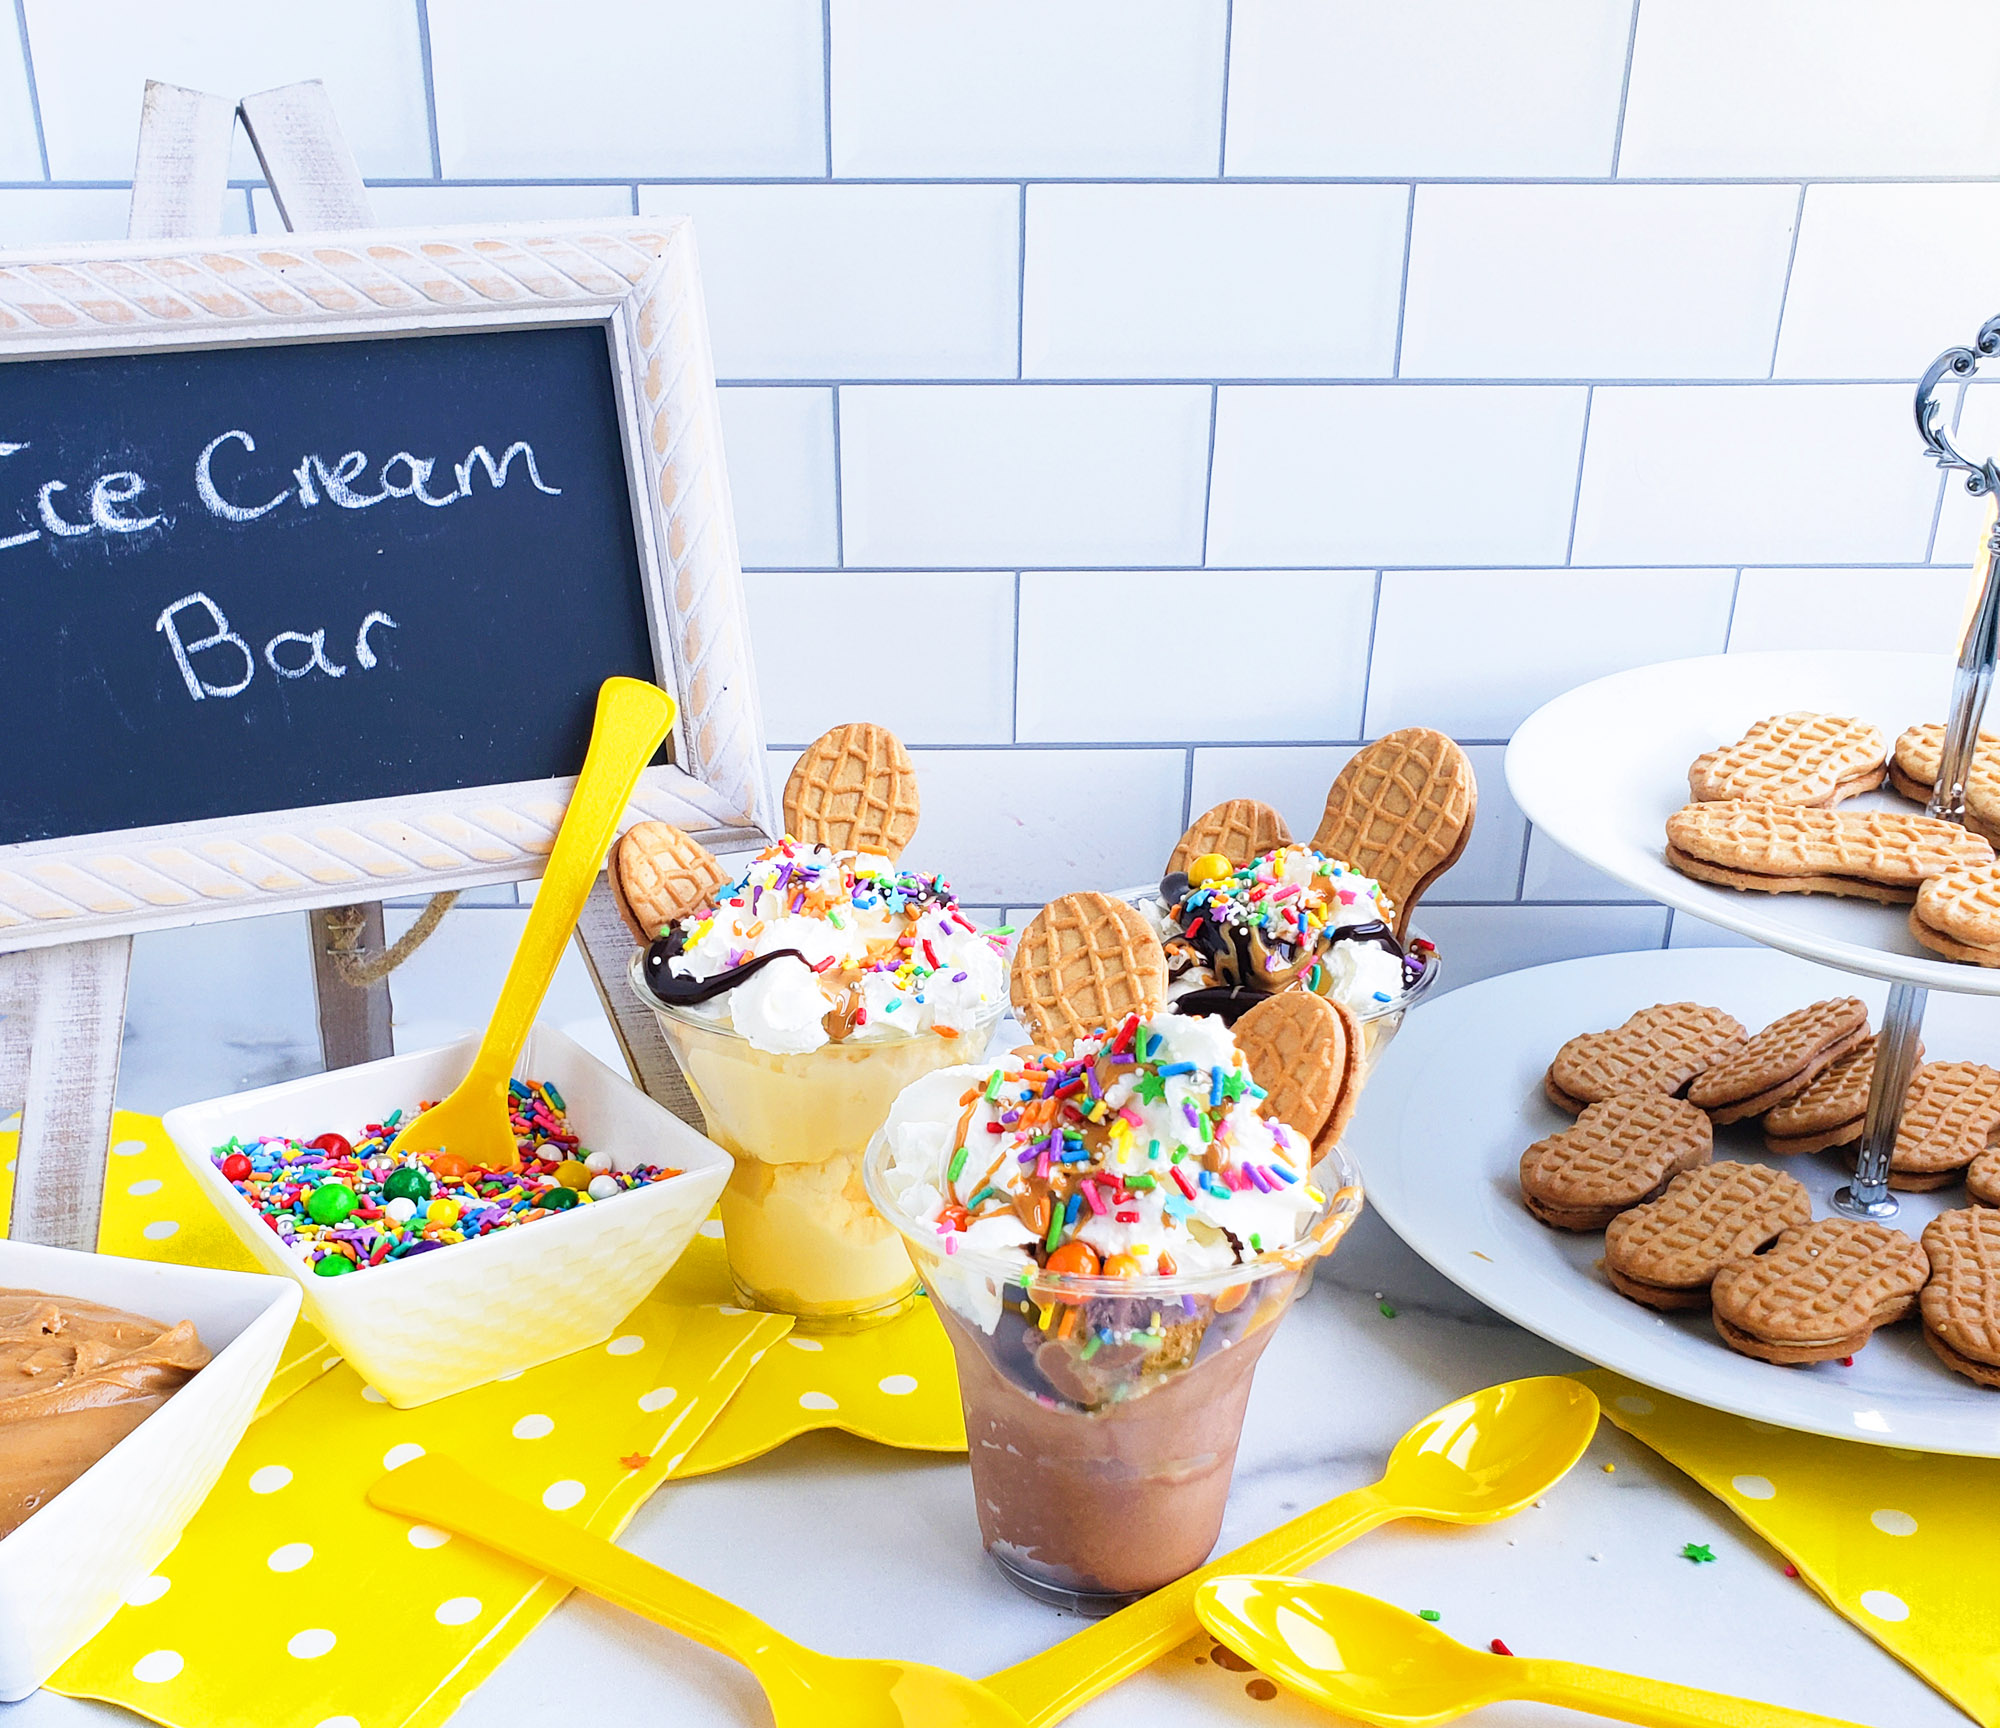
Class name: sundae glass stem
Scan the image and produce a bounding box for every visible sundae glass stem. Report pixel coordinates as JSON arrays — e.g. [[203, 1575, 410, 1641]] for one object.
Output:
[[979, 1484, 1392, 1727]]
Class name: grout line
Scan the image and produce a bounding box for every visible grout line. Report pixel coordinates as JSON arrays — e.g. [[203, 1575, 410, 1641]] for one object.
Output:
[[1010, 571, 1021, 743], [1390, 185, 1415, 377], [705, 373, 1930, 388], [11, 0, 47, 182], [770, 736, 1526, 751], [1181, 747, 1197, 830], [1720, 566, 1744, 650], [1608, 0, 1643, 177], [1764, 184, 1807, 378], [1563, 385, 1594, 565], [744, 560, 1959, 575], [1661, 908, 1676, 948], [1216, 0, 1234, 177], [829, 385, 846, 567], [16, 172, 2000, 190], [1427, 896, 1663, 909], [1513, 822, 1533, 900], [820, 0, 833, 178], [414, 0, 444, 180], [1015, 182, 1027, 379], [1356, 570, 1383, 738], [1199, 384, 1219, 565]]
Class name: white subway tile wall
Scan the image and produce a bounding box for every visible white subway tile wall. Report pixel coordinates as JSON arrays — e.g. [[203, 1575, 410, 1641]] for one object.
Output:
[[1, 2, 1986, 991]]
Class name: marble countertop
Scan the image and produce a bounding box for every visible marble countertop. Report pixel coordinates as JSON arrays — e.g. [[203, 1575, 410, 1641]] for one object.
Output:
[[11, 909, 1976, 1727]]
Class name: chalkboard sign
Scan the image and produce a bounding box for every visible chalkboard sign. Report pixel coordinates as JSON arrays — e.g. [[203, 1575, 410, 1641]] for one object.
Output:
[[1, 326, 657, 846], [0, 219, 776, 947]]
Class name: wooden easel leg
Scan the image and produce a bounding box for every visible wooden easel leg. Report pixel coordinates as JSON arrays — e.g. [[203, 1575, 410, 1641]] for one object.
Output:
[[0, 939, 131, 1249], [573, 876, 705, 1132], [309, 905, 396, 1070]]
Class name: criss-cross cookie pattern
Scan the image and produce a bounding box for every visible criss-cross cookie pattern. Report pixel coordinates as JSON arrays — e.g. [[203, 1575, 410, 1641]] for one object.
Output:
[[1666, 800, 1995, 886], [1235, 989, 1353, 1152], [1892, 1062, 2000, 1177], [1167, 798, 1294, 876], [1549, 1002, 1746, 1105], [1916, 861, 2000, 948], [1712, 1219, 1930, 1342], [1893, 723, 2000, 833], [614, 822, 727, 941], [1605, 1161, 1810, 1289], [781, 722, 921, 859], [1686, 997, 1868, 1110], [1519, 1094, 1712, 1212], [1766, 1035, 1889, 1137], [1688, 711, 1886, 806], [1009, 892, 1166, 1049], [1311, 727, 1474, 935], [1921, 1208, 2000, 1364]]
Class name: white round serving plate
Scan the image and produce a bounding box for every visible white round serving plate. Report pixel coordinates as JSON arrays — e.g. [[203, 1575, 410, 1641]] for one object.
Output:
[[1505, 648, 2000, 995], [1350, 944, 2000, 1455]]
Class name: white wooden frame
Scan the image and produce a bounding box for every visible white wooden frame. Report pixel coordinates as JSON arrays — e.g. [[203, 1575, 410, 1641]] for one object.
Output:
[[0, 218, 779, 953]]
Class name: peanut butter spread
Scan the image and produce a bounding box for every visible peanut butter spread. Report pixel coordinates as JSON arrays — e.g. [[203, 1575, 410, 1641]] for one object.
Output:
[[0, 1288, 209, 1538]]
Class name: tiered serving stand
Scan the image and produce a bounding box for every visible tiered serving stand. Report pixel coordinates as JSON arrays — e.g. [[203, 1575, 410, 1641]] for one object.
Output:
[[1344, 327, 2000, 1455]]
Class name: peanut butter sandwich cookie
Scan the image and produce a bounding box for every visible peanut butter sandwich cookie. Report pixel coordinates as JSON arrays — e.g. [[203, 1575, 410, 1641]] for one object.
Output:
[[1920, 1208, 2000, 1388], [1544, 1002, 1746, 1116], [1911, 861, 2000, 967], [1603, 1161, 1811, 1310], [1010, 892, 1167, 1051], [1167, 798, 1294, 877], [1969, 1147, 2000, 1208], [1665, 799, 1993, 903], [1518, 1095, 1712, 1231], [610, 821, 728, 944], [1710, 1218, 1929, 1366], [1683, 997, 1869, 1125], [1883, 1060, 2000, 1192], [1891, 723, 2000, 842], [1688, 712, 1885, 808], [782, 721, 921, 860], [1312, 728, 1476, 940], [1235, 988, 1363, 1155], [1762, 1035, 1918, 1156]]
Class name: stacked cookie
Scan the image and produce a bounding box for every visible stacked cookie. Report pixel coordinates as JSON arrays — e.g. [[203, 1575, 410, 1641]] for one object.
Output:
[[1520, 996, 1944, 1367]]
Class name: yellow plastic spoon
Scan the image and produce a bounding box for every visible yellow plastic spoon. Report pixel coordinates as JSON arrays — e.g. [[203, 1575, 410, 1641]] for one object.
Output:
[[979, 1374, 1599, 1728], [1195, 1577, 1874, 1728], [389, 675, 675, 1171], [367, 1377, 1597, 1728]]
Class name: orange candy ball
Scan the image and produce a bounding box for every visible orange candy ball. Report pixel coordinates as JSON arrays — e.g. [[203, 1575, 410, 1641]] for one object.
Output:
[[1101, 1253, 1144, 1279], [430, 1154, 469, 1179], [1044, 1241, 1101, 1278]]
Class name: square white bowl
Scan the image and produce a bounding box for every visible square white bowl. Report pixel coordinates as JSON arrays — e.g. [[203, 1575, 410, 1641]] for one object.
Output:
[[160, 1025, 732, 1409], [0, 1240, 300, 1701]]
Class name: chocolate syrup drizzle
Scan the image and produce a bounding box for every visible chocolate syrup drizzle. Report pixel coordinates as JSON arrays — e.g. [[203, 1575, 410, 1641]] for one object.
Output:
[[641, 926, 811, 1007]]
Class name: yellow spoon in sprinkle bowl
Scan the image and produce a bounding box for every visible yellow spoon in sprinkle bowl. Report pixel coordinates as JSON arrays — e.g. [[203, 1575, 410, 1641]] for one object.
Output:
[[1195, 1578, 1875, 1728], [390, 675, 675, 1172]]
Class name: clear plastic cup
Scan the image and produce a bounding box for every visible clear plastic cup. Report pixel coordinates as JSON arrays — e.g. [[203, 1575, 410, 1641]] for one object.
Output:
[[865, 1127, 1364, 1613], [631, 951, 1003, 1331]]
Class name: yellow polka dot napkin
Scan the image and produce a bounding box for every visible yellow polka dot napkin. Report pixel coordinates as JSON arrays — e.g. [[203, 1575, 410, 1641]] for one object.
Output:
[[655, 1222, 965, 1476], [50, 1299, 788, 1728], [1584, 1369, 2000, 1727]]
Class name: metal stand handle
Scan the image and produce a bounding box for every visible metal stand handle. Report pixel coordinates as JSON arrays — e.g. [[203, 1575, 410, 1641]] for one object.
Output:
[[1832, 322, 2000, 1220]]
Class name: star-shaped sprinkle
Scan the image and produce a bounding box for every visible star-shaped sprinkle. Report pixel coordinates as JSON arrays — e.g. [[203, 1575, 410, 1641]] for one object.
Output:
[[619, 1453, 652, 1471], [1221, 1068, 1249, 1103], [1680, 1542, 1715, 1564], [1133, 1069, 1168, 1105]]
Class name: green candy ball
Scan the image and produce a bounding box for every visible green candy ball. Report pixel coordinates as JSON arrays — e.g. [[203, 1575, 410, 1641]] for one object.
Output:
[[312, 1253, 355, 1277], [306, 1182, 358, 1224], [383, 1166, 433, 1203], [541, 1186, 579, 1212]]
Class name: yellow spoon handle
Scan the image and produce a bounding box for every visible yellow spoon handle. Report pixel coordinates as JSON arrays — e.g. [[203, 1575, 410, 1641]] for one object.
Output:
[[369, 1455, 814, 1681], [1520, 1658, 1878, 1728], [980, 1483, 1394, 1728], [465, 676, 674, 1093]]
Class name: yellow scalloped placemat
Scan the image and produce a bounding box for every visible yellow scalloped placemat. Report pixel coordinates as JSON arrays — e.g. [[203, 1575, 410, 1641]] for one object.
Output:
[[1585, 1368, 2000, 1727], [655, 1222, 965, 1477]]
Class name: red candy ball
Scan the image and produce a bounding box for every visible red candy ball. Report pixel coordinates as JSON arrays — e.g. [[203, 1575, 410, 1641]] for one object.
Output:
[[220, 1153, 253, 1182], [308, 1133, 354, 1159]]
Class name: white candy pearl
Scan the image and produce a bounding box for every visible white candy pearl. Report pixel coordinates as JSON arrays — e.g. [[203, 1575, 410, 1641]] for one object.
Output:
[[385, 1196, 417, 1223], [587, 1174, 620, 1201], [584, 1150, 614, 1174]]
